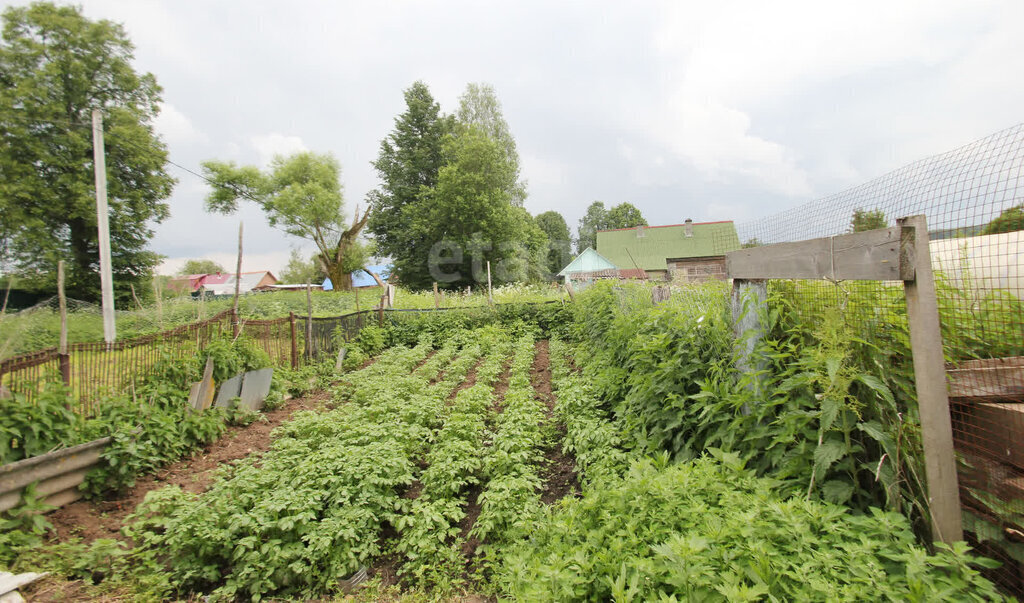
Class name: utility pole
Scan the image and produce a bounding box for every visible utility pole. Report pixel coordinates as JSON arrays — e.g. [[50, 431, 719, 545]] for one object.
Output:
[[232, 222, 243, 337], [92, 109, 116, 344]]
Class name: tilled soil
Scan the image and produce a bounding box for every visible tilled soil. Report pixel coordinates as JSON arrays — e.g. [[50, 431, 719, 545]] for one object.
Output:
[[531, 340, 582, 503], [45, 392, 330, 545]]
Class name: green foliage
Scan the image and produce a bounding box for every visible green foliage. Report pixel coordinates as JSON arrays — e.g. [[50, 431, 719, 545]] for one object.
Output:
[[279, 248, 324, 284], [0, 334, 272, 509], [566, 281, 932, 533], [201, 151, 370, 291], [851, 207, 888, 232], [547, 338, 635, 487], [0, 384, 83, 464], [403, 126, 546, 289], [605, 202, 648, 229], [126, 342, 439, 600], [455, 83, 526, 207], [0, 284, 564, 360], [576, 201, 648, 252], [576, 201, 608, 253], [471, 335, 546, 548], [0, 1, 174, 302], [498, 457, 1002, 601], [368, 81, 454, 285], [534, 210, 573, 277], [369, 81, 538, 289], [0, 484, 55, 565], [176, 259, 225, 276], [982, 204, 1024, 235]]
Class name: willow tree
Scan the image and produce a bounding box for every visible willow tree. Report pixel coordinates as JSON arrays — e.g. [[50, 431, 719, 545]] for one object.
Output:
[[201, 152, 370, 291]]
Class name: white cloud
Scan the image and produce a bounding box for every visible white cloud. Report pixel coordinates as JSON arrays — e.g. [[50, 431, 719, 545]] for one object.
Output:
[[250, 134, 309, 167], [153, 103, 206, 145], [158, 249, 296, 278], [634, 0, 993, 198]]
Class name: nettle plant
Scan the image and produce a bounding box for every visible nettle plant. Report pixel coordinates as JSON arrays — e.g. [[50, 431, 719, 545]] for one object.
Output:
[[497, 456, 1002, 602]]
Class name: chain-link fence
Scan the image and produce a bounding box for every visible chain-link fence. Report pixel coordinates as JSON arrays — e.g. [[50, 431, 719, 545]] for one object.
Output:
[[735, 123, 1024, 593]]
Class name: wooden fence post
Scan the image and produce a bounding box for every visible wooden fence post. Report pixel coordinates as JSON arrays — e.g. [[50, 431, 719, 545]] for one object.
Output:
[[899, 215, 963, 543], [725, 217, 963, 544], [305, 283, 313, 361], [289, 312, 298, 369], [57, 261, 71, 388], [486, 261, 493, 306], [232, 222, 243, 338], [433, 282, 440, 309], [564, 279, 576, 302]]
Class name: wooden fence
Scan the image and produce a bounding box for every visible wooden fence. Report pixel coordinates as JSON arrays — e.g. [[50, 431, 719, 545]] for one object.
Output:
[[0, 303, 552, 415]]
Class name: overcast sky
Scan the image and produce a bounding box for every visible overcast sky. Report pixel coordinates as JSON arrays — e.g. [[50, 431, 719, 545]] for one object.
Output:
[[7, 0, 1023, 276]]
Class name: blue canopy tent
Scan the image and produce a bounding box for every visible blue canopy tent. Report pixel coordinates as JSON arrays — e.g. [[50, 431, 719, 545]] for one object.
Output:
[[322, 264, 392, 291]]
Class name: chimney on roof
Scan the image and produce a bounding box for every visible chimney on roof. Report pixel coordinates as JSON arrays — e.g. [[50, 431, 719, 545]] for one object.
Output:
[[684, 218, 693, 238]]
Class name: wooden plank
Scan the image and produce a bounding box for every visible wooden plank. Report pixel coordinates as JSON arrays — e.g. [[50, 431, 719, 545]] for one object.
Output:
[[954, 402, 1024, 470], [900, 215, 963, 544], [726, 226, 912, 281], [948, 357, 1024, 402]]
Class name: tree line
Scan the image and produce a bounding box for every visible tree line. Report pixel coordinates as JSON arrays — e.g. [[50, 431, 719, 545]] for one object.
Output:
[[8, 2, 1018, 301]]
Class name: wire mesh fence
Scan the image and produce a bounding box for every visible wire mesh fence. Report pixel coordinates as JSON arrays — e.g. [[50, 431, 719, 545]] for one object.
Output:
[[735, 123, 1024, 594]]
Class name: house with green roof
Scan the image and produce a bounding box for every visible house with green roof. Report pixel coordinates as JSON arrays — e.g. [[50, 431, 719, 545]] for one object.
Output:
[[596, 219, 741, 282]]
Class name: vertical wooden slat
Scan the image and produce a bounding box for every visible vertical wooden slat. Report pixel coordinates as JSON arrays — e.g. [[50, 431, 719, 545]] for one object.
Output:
[[899, 215, 963, 544]]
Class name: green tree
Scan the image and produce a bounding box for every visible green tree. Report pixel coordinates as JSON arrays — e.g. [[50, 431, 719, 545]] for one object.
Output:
[[201, 152, 370, 291], [606, 202, 648, 229], [456, 83, 526, 207], [404, 126, 546, 289], [982, 204, 1024, 235], [0, 2, 174, 302], [534, 210, 572, 277], [278, 249, 319, 284], [177, 259, 225, 276], [850, 208, 887, 232], [367, 81, 453, 280], [576, 201, 608, 253]]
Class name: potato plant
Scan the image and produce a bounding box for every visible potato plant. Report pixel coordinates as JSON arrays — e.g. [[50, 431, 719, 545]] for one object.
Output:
[[471, 334, 546, 547], [548, 337, 635, 487], [126, 341, 439, 600], [395, 335, 512, 586]]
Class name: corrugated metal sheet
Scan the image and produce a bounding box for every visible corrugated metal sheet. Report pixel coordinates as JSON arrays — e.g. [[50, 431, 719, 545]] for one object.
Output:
[[558, 248, 617, 276], [597, 221, 741, 271], [0, 436, 112, 514], [205, 271, 276, 295]]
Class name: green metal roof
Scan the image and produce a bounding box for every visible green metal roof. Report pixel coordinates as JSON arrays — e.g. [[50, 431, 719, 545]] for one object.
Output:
[[596, 221, 740, 271], [557, 247, 617, 276]]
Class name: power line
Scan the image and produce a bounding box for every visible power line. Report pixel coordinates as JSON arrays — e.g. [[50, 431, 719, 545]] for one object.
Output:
[[1, 110, 264, 205]]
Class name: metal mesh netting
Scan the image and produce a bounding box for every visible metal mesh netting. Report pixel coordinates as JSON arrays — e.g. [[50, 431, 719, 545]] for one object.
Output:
[[736, 123, 1024, 593]]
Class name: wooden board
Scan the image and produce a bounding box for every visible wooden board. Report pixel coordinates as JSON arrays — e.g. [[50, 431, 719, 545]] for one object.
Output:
[[948, 357, 1024, 403], [726, 226, 913, 281], [954, 402, 1024, 470]]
